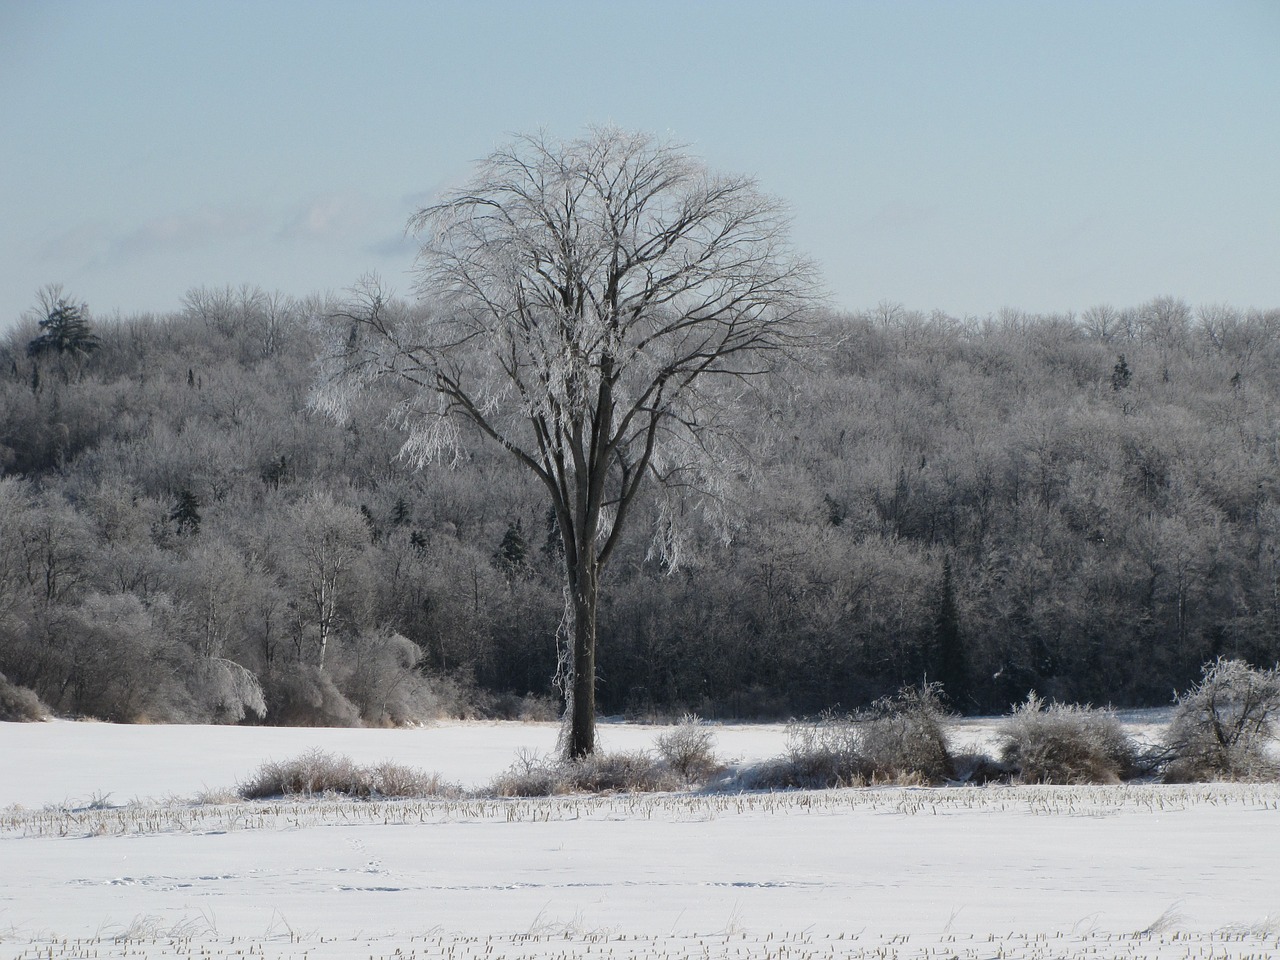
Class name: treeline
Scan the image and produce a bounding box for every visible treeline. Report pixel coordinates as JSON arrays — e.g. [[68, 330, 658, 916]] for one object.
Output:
[[1, 288, 1279, 724]]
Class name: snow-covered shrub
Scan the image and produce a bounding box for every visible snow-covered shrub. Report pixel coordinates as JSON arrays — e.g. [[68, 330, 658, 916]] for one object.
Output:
[[999, 694, 1137, 784], [52, 592, 197, 722], [488, 750, 567, 797], [0, 670, 49, 721], [238, 748, 455, 799], [654, 714, 719, 783], [488, 749, 681, 796], [1163, 658, 1280, 782], [740, 685, 954, 790], [395, 669, 557, 722], [334, 629, 436, 725], [367, 760, 458, 798], [189, 657, 267, 723], [488, 691, 560, 722], [568, 750, 682, 793], [240, 749, 361, 798], [263, 664, 361, 727], [858, 684, 953, 783], [739, 712, 866, 790]]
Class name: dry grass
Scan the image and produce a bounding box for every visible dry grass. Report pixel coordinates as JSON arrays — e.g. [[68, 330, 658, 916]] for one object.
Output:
[[7, 925, 1280, 960], [7, 922, 1280, 960], [7, 779, 1280, 842]]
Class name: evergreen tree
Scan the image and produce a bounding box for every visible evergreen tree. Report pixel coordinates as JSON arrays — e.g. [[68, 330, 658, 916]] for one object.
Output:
[[495, 519, 528, 574], [409, 530, 429, 557], [933, 556, 967, 706], [391, 496, 412, 527], [823, 493, 846, 527], [27, 295, 99, 384], [170, 490, 201, 536], [1110, 354, 1132, 391], [359, 504, 382, 542]]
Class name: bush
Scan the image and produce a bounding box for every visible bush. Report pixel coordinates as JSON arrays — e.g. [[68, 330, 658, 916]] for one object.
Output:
[[409, 670, 559, 722], [49, 592, 197, 722], [739, 685, 954, 790], [334, 630, 435, 726], [0, 671, 49, 722], [1163, 658, 1280, 782], [739, 713, 866, 789], [568, 750, 683, 793], [487, 750, 568, 797], [487, 749, 682, 797], [263, 666, 362, 727], [365, 759, 457, 798], [190, 657, 267, 724], [654, 714, 720, 783], [239, 749, 456, 799], [999, 694, 1137, 784], [858, 684, 953, 783]]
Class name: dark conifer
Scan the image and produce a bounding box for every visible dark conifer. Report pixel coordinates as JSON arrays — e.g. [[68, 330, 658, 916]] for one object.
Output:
[[495, 519, 528, 574], [1110, 354, 1132, 391], [170, 490, 201, 536], [933, 556, 967, 706]]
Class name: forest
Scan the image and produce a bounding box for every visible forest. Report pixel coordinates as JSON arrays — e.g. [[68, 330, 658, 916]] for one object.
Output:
[[2, 287, 1279, 726]]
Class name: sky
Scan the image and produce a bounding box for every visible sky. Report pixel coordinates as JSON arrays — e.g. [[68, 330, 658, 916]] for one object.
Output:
[[1, 0, 1278, 331]]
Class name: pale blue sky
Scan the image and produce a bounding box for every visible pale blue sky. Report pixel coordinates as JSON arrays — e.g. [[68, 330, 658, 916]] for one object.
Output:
[[2, 0, 1277, 329]]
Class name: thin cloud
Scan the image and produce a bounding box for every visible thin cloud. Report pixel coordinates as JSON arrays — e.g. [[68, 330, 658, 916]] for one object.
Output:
[[866, 201, 939, 235], [278, 193, 377, 241], [36, 205, 264, 276], [38, 221, 112, 264], [114, 206, 264, 256], [401, 189, 439, 209], [366, 233, 419, 259]]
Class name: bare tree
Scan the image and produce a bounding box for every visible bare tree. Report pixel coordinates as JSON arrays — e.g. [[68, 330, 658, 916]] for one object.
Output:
[[315, 128, 820, 756], [282, 494, 367, 672], [1080, 303, 1121, 343]]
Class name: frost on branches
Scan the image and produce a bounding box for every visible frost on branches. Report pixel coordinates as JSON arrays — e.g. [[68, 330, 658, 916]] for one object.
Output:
[[313, 127, 820, 757]]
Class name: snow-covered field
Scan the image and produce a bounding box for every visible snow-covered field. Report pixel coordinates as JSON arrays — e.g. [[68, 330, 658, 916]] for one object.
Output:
[[3, 718, 1279, 960]]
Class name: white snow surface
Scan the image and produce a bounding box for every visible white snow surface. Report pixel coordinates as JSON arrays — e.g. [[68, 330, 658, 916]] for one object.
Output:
[[2, 717, 1279, 960]]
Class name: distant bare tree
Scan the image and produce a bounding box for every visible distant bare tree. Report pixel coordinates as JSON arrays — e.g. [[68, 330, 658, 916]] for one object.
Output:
[[315, 128, 820, 756], [1081, 304, 1121, 343], [1136, 295, 1192, 349], [282, 494, 367, 672]]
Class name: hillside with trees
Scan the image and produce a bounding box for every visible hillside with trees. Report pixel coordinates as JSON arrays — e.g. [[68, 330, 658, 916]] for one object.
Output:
[[2, 287, 1279, 725]]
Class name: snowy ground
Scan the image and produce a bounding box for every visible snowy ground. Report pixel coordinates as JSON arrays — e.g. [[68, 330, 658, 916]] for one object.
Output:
[[2, 717, 1279, 959]]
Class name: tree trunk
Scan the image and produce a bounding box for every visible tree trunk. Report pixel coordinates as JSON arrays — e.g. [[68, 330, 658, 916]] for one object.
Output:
[[566, 560, 598, 759]]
